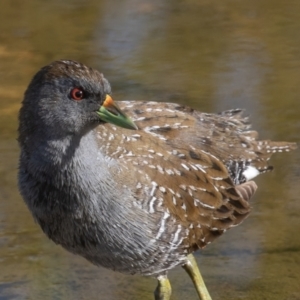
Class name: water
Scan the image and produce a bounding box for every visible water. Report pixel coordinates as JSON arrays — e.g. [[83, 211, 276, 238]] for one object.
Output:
[[0, 0, 299, 299]]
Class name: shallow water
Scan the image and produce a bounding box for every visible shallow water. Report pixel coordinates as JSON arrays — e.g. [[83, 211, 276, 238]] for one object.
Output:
[[0, 0, 300, 299]]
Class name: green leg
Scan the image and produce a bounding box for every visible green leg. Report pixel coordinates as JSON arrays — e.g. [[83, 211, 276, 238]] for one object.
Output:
[[182, 254, 212, 300], [154, 274, 172, 300]]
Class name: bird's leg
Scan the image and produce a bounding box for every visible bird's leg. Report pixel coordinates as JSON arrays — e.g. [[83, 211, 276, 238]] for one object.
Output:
[[154, 274, 172, 300], [182, 254, 212, 300]]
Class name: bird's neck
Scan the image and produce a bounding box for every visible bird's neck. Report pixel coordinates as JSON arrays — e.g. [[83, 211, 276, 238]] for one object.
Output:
[[19, 127, 124, 223], [23, 128, 112, 186]]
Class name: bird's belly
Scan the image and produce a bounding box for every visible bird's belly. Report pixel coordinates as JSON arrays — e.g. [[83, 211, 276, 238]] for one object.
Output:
[[65, 236, 187, 277], [37, 208, 187, 277]]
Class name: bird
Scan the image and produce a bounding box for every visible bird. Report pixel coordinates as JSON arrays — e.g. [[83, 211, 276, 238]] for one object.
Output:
[[18, 60, 297, 300]]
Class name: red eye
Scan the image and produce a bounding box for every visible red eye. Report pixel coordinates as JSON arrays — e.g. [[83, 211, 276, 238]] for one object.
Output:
[[70, 87, 84, 101]]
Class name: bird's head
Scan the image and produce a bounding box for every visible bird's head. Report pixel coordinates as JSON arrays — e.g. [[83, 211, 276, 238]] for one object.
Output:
[[18, 60, 137, 144]]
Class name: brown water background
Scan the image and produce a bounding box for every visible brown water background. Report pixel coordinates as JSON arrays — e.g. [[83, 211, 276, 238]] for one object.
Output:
[[0, 0, 300, 299]]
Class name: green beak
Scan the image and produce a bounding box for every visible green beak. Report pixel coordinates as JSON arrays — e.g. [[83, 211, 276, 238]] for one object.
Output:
[[97, 95, 138, 130]]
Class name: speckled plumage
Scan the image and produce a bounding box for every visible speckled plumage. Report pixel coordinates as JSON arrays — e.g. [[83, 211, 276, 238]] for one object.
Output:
[[18, 60, 297, 299]]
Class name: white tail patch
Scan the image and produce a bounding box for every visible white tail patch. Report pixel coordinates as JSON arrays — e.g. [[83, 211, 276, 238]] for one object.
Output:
[[242, 166, 260, 181]]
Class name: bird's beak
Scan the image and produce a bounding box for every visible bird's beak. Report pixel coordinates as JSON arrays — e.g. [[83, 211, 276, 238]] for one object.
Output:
[[97, 95, 138, 130]]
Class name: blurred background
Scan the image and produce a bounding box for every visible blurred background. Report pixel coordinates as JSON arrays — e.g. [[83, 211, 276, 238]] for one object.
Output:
[[0, 0, 300, 299]]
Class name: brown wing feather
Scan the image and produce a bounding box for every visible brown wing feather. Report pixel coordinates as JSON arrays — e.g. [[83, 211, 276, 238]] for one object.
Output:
[[235, 181, 258, 201], [97, 101, 296, 252]]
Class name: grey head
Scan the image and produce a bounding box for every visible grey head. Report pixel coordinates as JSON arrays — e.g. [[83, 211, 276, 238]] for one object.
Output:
[[19, 60, 111, 139], [18, 60, 135, 144], [18, 60, 137, 166]]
